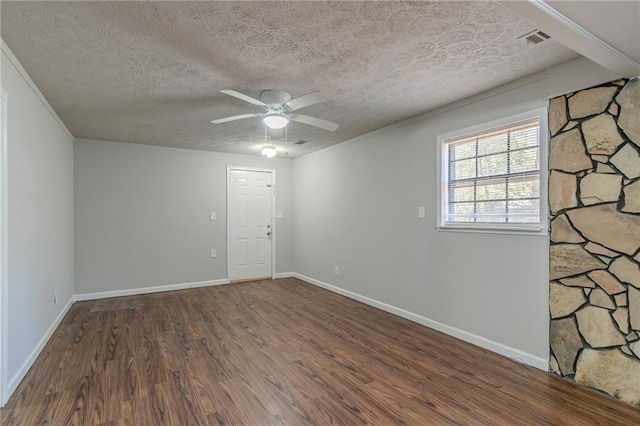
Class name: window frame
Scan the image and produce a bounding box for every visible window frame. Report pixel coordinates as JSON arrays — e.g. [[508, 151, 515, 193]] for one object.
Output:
[[436, 108, 548, 235]]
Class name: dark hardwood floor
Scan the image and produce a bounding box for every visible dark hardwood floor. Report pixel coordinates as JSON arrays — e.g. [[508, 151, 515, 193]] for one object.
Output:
[[1, 277, 639, 425]]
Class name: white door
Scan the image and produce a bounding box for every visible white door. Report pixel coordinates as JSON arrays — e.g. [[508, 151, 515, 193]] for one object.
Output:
[[228, 168, 274, 281]]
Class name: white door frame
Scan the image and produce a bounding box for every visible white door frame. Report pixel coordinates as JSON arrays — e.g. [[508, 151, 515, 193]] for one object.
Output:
[[226, 166, 276, 281], [0, 88, 8, 406]]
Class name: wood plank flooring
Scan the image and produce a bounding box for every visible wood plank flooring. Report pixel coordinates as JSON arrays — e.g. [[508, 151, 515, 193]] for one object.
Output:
[[2, 277, 639, 425]]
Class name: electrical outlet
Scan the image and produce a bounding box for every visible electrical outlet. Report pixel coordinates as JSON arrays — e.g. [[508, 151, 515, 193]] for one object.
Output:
[[210, 211, 216, 221], [53, 290, 58, 304], [211, 249, 217, 258], [334, 266, 339, 275]]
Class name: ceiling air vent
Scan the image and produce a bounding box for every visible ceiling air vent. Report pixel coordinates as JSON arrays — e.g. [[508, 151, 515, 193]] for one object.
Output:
[[519, 30, 551, 45], [294, 140, 308, 145]]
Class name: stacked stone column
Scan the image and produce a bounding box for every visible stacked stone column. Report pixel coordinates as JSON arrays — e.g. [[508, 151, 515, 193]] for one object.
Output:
[[548, 78, 640, 407]]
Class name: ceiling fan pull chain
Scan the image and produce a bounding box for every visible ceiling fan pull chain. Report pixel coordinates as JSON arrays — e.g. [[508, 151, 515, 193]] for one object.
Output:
[[285, 126, 289, 155]]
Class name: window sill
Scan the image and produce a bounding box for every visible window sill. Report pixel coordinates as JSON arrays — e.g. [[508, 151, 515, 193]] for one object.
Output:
[[436, 224, 547, 236]]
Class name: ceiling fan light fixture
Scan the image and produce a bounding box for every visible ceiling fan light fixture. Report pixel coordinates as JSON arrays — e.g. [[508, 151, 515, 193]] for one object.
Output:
[[263, 114, 289, 129], [261, 145, 277, 158]]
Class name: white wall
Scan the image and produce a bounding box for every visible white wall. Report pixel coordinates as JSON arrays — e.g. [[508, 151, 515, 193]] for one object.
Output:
[[74, 139, 293, 295], [292, 57, 618, 367], [1, 45, 74, 403]]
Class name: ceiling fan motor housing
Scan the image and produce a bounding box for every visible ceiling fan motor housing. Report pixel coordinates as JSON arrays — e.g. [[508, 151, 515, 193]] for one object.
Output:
[[260, 89, 292, 106]]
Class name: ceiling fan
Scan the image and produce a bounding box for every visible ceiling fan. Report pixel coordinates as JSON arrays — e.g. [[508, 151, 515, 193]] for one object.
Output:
[[211, 89, 339, 131]]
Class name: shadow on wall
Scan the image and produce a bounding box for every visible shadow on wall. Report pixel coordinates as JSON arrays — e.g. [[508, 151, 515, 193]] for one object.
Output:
[[548, 78, 640, 407]]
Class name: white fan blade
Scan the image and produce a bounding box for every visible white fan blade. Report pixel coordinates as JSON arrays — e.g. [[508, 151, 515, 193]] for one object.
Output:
[[210, 113, 259, 124], [285, 91, 329, 111], [220, 90, 265, 107], [291, 114, 339, 131]]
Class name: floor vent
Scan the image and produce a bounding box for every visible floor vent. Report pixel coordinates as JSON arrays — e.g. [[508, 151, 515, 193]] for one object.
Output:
[[519, 30, 551, 44]]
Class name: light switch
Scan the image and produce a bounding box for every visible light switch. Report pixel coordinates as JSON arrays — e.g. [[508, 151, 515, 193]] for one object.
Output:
[[418, 206, 426, 219], [276, 211, 283, 219], [211, 211, 216, 221]]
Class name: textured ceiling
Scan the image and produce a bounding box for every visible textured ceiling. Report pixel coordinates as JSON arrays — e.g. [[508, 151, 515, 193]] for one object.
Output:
[[1, 1, 579, 158]]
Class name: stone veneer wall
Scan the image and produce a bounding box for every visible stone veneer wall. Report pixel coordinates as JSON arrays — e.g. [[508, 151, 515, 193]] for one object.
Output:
[[548, 78, 640, 407]]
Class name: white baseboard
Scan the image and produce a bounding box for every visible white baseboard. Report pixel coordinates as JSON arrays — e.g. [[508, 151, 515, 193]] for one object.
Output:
[[5, 296, 75, 403], [293, 273, 548, 371], [274, 272, 294, 279], [74, 278, 230, 301]]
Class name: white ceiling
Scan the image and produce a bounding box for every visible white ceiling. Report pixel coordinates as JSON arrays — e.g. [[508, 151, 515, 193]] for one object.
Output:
[[547, 1, 639, 62], [498, 0, 639, 78], [1, 1, 580, 158]]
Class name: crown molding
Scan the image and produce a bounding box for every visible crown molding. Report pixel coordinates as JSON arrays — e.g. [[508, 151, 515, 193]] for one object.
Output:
[[1, 38, 74, 141]]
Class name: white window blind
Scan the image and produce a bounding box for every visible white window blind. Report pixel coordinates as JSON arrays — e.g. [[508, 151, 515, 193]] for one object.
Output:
[[442, 118, 541, 227]]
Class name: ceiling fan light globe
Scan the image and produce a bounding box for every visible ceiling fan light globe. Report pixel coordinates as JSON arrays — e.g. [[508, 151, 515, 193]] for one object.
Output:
[[263, 115, 289, 129], [261, 146, 277, 158]]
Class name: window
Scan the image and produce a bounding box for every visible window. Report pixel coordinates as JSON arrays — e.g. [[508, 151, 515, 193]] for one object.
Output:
[[438, 109, 547, 233]]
